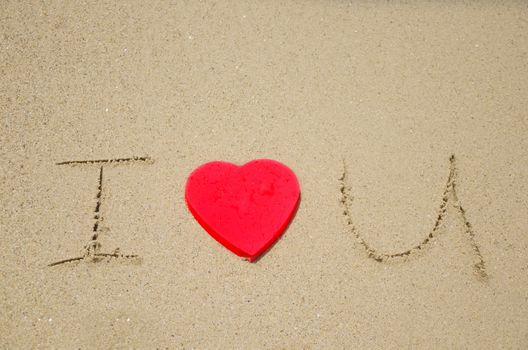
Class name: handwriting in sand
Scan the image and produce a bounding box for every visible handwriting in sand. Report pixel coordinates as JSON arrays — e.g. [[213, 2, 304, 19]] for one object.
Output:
[[339, 155, 488, 280], [48, 157, 153, 267], [49, 154, 488, 282]]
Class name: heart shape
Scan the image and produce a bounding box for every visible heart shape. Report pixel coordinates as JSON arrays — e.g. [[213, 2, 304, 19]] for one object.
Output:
[[185, 159, 300, 261]]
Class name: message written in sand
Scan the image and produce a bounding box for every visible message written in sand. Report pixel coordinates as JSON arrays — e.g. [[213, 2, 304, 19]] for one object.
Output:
[[48, 154, 488, 281], [339, 155, 488, 280], [48, 157, 153, 267]]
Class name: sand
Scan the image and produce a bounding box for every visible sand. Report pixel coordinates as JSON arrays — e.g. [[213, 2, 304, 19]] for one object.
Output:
[[1, 1, 528, 348]]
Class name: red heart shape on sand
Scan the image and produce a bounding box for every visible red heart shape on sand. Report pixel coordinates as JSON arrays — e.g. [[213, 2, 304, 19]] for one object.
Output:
[[185, 159, 300, 261]]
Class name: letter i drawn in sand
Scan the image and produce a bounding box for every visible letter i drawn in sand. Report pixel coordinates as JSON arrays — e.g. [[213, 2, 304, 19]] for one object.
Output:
[[49, 156, 153, 267]]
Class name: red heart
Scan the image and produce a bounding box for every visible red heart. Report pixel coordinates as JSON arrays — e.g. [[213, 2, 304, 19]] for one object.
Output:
[[185, 159, 300, 261]]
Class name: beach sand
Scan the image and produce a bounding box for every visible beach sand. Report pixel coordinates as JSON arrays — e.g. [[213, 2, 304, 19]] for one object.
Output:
[[1, 1, 527, 348]]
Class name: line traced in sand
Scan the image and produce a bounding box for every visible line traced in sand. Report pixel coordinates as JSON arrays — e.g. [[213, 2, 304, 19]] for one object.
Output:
[[339, 155, 488, 280], [56, 156, 152, 166], [48, 156, 152, 267]]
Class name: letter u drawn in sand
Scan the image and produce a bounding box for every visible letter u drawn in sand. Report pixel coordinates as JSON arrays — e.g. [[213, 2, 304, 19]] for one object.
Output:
[[339, 155, 488, 280]]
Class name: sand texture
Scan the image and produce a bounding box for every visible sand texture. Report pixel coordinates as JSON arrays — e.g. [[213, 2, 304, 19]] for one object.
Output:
[[1, 1, 528, 348]]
